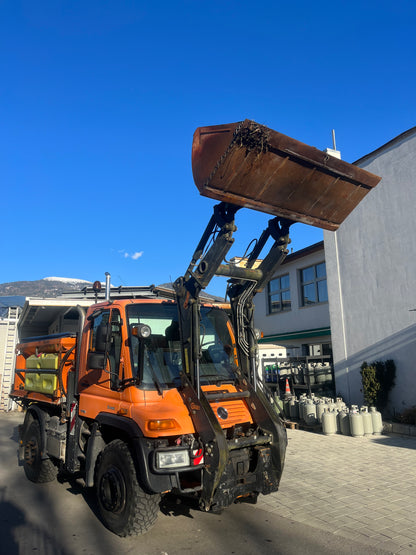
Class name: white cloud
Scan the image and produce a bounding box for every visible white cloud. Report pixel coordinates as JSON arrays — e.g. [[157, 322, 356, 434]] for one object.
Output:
[[118, 249, 144, 261]]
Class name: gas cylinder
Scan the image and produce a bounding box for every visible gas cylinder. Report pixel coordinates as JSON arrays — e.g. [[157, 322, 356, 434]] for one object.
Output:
[[283, 396, 291, 418], [335, 397, 346, 411], [298, 395, 307, 421], [334, 409, 341, 433], [304, 399, 317, 425], [360, 406, 374, 436], [349, 406, 364, 437], [289, 397, 299, 420], [322, 408, 337, 435], [339, 408, 350, 436], [315, 364, 326, 384], [370, 406, 383, 434], [316, 399, 329, 423], [305, 366, 316, 385], [326, 398, 336, 413]]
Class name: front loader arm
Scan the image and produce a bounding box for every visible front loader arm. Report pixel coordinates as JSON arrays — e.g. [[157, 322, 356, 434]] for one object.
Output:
[[173, 202, 294, 510], [225, 217, 294, 381], [173, 202, 239, 386]]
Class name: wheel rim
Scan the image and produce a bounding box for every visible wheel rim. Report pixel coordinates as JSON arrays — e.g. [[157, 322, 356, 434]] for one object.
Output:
[[99, 466, 126, 513], [24, 437, 38, 467]]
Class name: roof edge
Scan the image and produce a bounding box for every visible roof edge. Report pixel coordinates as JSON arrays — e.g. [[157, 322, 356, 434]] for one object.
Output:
[[354, 126, 416, 166]]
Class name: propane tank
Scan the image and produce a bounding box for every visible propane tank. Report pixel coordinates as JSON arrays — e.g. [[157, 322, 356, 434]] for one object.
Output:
[[370, 406, 383, 434], [304, 399, 317, 425], [315, 363, 326, 384], [349, 405, 364, 437], [322, 408, 337, 435], [335, 397, 346, 411], [283, 396, 291, 418], [339, 408, 350, 436], [289, 397, 299, 420], [327, 398, 336, 412], [298, 395, 307, 421], [316, 399, 329, 423], [305, 366, 316, 385], [334, 409, 341, 433], [360, 406, 374, 436]]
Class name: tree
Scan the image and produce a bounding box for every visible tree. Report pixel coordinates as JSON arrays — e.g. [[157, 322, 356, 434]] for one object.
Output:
[[360, 360, 396, 413]]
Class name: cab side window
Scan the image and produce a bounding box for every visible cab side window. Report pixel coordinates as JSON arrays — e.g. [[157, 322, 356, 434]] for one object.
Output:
[[108, 310, 122, 389], [88, 310, 122, 390]]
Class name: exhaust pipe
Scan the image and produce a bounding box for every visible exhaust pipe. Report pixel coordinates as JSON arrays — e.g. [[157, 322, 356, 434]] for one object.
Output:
[[105, 272, 111, 301]]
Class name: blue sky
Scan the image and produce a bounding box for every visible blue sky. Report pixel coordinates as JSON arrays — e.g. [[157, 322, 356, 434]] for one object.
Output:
[[1, 1, 415, 296]]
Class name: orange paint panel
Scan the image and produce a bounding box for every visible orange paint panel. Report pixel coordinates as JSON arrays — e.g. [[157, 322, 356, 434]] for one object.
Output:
[[211, 399, 253, 429], [202, 384, 253, 429], [79, 387, 196, 438]]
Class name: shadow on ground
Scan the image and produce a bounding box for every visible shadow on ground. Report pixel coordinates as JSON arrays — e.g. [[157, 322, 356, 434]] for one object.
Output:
[[0, 487, 70, 555], [371, 434, 416, 450]]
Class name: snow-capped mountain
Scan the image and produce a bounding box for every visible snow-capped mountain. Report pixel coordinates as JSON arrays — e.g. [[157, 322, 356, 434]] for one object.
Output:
[[43, 277, 92, 285], [0, 277, 92, 298]]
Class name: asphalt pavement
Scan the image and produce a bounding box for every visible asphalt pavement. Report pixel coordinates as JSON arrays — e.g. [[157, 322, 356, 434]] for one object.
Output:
[[1, 411, 415, 554]]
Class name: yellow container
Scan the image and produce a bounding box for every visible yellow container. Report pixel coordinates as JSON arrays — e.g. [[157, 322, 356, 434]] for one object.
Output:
[[40, 354, 59, 370], [26, 355, 41, 369], [24, 372, 58, 395]]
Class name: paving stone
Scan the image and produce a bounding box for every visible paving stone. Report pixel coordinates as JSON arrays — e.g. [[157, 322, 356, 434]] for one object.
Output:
[[256, 428, 416, 552]]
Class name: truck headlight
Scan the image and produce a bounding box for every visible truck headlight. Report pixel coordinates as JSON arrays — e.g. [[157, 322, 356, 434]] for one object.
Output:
[[156, 450, 190, 469]]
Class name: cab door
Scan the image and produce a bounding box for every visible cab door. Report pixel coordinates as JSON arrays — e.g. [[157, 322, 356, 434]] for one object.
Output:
[[79, 308, 125, 417]]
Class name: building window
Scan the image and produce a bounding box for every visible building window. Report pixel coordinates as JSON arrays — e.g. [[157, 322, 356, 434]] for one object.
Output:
[[301, 262, 328, 305], [268, 275, 291, 314]]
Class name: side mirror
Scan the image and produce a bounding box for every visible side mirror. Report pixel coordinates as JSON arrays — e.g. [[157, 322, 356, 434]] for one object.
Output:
[[87, 322, 110, 370], [95, 322, 110, 352], [87, 352, 106, 370]]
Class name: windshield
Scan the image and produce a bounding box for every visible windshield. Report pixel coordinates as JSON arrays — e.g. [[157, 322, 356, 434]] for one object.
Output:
[[126, 303, 237, 390]]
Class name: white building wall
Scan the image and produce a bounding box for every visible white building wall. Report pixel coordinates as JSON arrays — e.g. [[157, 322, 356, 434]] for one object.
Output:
[[324, 130, 416, 414], [254, 245, 330, 353]]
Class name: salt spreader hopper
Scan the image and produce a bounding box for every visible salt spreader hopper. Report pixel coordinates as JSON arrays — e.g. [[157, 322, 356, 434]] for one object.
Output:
[[192, 119, 381, 231]]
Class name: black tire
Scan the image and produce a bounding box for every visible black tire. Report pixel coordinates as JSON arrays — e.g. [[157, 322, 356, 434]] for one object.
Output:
[[23, 418, 57, 483], [95, 439, 160, 536]]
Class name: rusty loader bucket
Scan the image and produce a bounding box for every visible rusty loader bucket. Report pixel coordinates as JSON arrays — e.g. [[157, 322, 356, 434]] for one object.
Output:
[[192, 120, 381, 231]]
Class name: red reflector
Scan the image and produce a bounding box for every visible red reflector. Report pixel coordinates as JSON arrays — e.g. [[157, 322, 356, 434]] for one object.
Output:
[[192, 448, 204, 465]]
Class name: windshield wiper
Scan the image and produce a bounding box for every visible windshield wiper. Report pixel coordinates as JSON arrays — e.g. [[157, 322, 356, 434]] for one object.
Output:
[[146, 351, 165, 396]]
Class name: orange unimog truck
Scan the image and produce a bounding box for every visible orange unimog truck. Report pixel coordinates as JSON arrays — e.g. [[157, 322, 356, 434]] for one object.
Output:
[[10, 120, 380, 536]]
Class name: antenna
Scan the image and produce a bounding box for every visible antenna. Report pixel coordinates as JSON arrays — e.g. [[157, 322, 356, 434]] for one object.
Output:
[[324, 129, 341, 160]]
